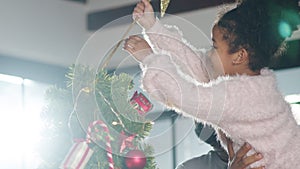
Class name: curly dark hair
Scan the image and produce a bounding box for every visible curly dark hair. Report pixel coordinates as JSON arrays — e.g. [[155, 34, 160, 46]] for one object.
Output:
[[216, 0, 300, 71]]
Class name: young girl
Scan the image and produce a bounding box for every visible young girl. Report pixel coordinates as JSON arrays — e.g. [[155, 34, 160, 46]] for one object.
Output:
[[125, 0, 300, 168]]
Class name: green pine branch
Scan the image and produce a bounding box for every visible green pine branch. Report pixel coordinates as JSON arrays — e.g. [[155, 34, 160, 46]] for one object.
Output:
[[39, 65, 158, 169]]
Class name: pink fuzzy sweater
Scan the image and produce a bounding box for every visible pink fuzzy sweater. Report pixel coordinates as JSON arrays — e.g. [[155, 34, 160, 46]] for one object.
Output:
[[139, 21, 300, 168]]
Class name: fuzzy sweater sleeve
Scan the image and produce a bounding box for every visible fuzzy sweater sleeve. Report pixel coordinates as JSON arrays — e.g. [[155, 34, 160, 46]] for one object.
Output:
[[143, 20, 209, 83], [140, 53, 226, 125], [140, 53, 281, 127]]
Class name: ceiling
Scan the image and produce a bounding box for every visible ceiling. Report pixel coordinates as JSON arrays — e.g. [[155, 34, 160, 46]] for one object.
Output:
[[87, 0, 236, 30], [0, 0, 299, 72]]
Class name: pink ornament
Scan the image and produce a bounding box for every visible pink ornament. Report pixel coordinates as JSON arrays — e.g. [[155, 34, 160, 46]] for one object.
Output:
[[125, 150, 147, 169]]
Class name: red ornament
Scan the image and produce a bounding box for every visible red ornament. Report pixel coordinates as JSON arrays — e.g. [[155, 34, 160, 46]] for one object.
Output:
[[130, 91, 153, 115], [125, 150, 147, 169]]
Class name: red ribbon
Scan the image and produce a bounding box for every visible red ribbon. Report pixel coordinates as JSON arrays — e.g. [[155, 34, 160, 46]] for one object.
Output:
[[119, 133, 136, 153]]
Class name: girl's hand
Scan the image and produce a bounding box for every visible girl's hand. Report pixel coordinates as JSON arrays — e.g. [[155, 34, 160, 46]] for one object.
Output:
[[227, 138, 265, 169], [124, 35, 153, 62], [133, 0, 156, 30]]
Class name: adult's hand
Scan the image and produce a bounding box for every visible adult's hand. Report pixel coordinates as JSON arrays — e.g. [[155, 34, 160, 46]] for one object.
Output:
[[227, 138, 265, 169]]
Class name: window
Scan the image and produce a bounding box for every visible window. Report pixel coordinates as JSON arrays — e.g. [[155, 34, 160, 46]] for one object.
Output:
[[286, 94, 300, 124], [0, 74, 49, 169]]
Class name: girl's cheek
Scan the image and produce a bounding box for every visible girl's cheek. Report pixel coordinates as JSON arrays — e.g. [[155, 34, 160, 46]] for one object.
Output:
[[212, 52, 225, 76], [205, 49, 225, 79]]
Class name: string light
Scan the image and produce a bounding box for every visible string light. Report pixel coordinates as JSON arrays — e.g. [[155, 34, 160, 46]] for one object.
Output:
[[112, 121, 120, 126]]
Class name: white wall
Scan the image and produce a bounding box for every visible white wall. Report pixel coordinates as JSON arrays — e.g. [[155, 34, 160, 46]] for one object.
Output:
[[275, 67, 300, 95], [0, 0, 88, 67], [1, 1, 298, 69], [0, 0, 226, 69]]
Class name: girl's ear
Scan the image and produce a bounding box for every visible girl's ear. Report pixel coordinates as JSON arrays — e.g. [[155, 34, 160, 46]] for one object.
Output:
[[232, 48, 249, 65]]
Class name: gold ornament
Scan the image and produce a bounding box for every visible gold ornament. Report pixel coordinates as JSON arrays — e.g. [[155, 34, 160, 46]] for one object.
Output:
[[161, 0, 170, 17]]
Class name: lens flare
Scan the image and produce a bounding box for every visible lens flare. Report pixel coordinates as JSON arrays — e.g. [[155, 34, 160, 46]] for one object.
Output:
[[279, 20, 292, 38]]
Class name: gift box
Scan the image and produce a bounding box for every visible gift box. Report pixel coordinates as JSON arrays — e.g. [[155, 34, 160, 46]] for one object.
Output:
[[130, 91, 153, 115], [60, 139, 94, 169]]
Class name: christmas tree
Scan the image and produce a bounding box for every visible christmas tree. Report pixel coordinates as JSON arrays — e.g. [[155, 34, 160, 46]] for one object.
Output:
[[38, 65, 157, 169]]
